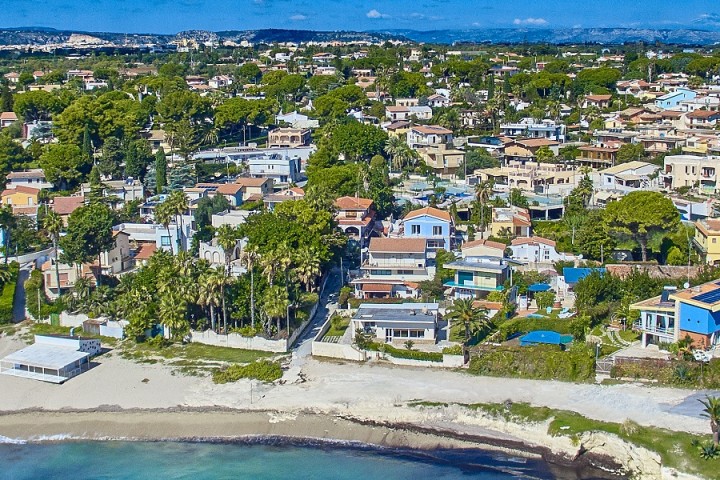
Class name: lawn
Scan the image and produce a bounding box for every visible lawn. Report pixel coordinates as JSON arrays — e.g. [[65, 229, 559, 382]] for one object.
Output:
[[325, 316, 350, 337], [409, 401, 718, 479], [124, 341, 276, 364]]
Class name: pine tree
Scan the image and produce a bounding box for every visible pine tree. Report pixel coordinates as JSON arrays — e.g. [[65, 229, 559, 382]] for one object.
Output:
[[0, 84, 13, 112], [155, 148, 167, 194], [82, 125, 93, 164], [87, 165, 104, 205]]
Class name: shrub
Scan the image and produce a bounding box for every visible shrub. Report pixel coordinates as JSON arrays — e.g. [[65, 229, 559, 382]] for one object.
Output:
[[366, 342, 443, 362], [497, 316, 572, 341], [338, 286, 352, 308], [212, 360, 283, 384], [442, 345, 463, 355], [0, 262, 19, 324], [534, 291, 556, 310], [231, 324, 264, 338], [468, 344, 595, 382]]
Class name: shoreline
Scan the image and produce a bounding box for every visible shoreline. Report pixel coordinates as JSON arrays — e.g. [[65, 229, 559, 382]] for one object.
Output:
[[0, 408, 625, 479]]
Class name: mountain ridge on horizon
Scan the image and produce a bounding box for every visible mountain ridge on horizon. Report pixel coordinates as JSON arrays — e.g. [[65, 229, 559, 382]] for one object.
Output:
[[1, 26, 720, 46]]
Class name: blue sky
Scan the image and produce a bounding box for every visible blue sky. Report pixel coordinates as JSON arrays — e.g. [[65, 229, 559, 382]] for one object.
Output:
[[4, 0, 720, 34]]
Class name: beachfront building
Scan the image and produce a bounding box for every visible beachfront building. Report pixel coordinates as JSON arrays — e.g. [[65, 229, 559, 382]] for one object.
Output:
[[350, 303, 439, 345], [352, 238, 432, 299], [631, 280, 720, 350], [0, 334, 100, 383], [443, 251, 515, 300]]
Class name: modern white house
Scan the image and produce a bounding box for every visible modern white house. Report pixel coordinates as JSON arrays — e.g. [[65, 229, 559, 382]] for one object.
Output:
[[596, 161, 661, 194], [499, 118, 566, 142], [5, 169, 53, 190], [509, 236, 574, 265], [248, 154, 302, 184], [0, 335, 101, 383], [407, 125, 453, 150], [351, 303, 439, 345]]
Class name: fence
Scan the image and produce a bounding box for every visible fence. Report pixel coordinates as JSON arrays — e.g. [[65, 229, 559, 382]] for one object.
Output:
[[311, 315, 366, 361]]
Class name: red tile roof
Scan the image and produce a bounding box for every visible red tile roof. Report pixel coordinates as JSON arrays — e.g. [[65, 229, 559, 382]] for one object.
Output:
[[403, 206, 452, 222], [335, 196, 373, 211], [511, 236, 557, 247], [2, 185, 41, 197], [52, 196, 85, 215], [369, 237, 426, 253], [462, 238, 507, 251]]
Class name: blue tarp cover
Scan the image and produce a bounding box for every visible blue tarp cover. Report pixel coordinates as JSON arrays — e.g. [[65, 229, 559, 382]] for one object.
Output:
[[520, 330, 573, 346]]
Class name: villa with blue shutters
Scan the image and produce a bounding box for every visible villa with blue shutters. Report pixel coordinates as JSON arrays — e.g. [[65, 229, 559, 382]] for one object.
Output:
[[631, 280, 720, 350], [396, 206, 455, 251]]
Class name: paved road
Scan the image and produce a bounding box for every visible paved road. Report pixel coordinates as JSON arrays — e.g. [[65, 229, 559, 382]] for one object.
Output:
[[292, 267, 342, 359]]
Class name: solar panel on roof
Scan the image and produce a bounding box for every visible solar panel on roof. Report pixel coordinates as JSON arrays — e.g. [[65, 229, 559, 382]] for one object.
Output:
[[693, 289, 720, 304]]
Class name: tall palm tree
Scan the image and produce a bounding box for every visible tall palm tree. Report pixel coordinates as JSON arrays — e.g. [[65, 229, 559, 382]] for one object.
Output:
[[293, 245, 322, 292], [199, 269, 228, 332], [385, 135, 414, 173], [474, 179, 494, 233], [445, 298, 489, 343], [260, 249, 280, 287], [159, 290, 189, 340], [215, 224, 239, 275], [43, 210, 64, 296], [240, 246, 259, 328], [168, 191, 189, 252], [262, 285, 290, 336], [154, 201, 174, 255], [699, 395, 720, 446]]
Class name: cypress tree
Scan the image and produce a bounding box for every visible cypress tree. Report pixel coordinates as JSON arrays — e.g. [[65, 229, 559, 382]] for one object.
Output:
[[155, 148, 167, 194], [82, 124, 93, 164]]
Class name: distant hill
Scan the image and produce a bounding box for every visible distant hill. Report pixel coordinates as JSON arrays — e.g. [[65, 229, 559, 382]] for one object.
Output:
[[1, 26, 719, 46], [379, 28, 720, 46]]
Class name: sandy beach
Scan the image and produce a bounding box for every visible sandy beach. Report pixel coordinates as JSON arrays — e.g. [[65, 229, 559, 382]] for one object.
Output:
[[0, 334, 712, 478]]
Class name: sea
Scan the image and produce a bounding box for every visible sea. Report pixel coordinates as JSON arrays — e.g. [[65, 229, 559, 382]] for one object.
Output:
[[0, 439, 575, 480]]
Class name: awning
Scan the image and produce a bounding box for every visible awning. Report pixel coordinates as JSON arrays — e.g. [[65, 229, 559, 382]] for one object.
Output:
[[361, 283, 393, 293], [528, 283, 551, 292]]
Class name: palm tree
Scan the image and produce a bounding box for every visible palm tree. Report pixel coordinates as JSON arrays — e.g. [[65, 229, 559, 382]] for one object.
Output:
[[445, 298, 489, 343], [260, 249, 280, 287], [474, 179, 494, 233], [215, 224, 239, 275], [154, 201, 174, 255], [43, 210, 64, 296], [168, 191, 189, 252], [240, 246, 259, 328], [262, 285, 290, 336], [699, 395, 720, 446], [563, 213, 584, 245], [198, 271, 223, 331], [385, 136, 413, 172], [159, 290, 189, 340], [293, 245, 322, 292]]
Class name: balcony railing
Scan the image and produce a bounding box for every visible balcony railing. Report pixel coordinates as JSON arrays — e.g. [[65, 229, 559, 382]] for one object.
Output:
[[634, 321, 674, 335]]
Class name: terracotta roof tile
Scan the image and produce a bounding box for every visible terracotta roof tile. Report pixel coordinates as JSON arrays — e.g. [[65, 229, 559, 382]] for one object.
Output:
[[369, 237, 426, 253], [335, 196, 373, 210], [52, 196, 85, 215], [403, 206, 451, 222]]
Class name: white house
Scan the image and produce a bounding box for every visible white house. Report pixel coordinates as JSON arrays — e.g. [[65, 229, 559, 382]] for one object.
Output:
[[248, 155, 302, 184], [351, 303, 439, 346], [597, 161, 661, 193], [0, 334, 100, 383], [509, 236, 573, 265], [407, 125, 453, 150]]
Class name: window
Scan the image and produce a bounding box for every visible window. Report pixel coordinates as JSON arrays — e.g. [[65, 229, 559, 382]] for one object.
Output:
[[543, 250, 550, 260], [433, 226, 443, 236], [370, 269, 391, 276], [160, 236, 172, 247], [397, 270, 414, 275], [714, 238, 717, 244], [411, 224, 420, 235]]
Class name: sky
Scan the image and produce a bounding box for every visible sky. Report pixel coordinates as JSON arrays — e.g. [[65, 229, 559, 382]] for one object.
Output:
[[3, 0, 720, 34]]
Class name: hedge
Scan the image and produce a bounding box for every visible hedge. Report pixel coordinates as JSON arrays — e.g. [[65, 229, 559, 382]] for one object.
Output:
[[212, 360, 283, 384], [468, 344, 595, 382], [0, 262, 19, 324], [497, 316, 572, 341], [611, 358, 720, 388], [366, 342, 443, 362]]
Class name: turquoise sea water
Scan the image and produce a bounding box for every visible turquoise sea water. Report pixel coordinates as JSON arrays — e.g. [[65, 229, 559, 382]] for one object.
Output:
[[0, 440, 558, 480]]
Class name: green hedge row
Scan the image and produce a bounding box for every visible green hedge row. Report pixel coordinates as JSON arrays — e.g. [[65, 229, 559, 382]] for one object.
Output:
[[497, 316, 572, 341], [212, 360, 283, 384], [0, 262, 19, 324], [366, 342, 443, 362], [468, 344, 595, 382]]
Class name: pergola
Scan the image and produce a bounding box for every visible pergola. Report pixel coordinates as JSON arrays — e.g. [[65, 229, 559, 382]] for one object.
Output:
[[0, 343, 90, 384]]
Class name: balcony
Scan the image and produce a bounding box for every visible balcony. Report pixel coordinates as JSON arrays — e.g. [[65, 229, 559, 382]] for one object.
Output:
[[634, 321, 674, 336]]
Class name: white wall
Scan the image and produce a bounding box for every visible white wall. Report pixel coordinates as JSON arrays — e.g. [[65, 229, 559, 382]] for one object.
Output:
[[189, 330, 289, 353]]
